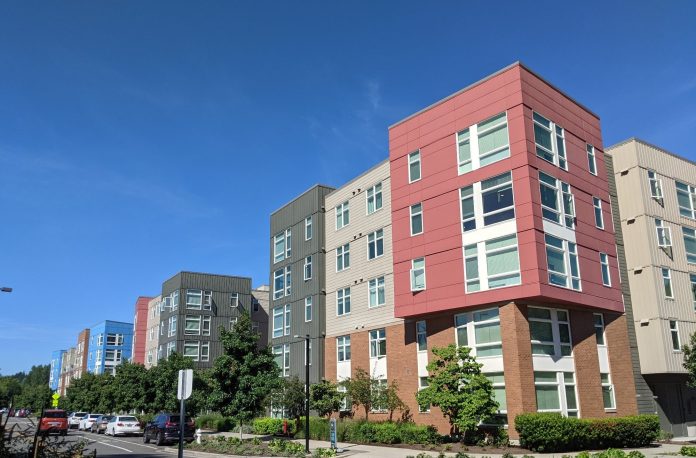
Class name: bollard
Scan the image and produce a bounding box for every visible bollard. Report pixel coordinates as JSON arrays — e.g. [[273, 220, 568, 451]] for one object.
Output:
[[196, 428, 202, 444]]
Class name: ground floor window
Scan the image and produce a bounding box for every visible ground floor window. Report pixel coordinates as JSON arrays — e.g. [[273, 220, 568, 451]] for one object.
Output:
[[370, 379, 387, 412], [534, 371, 578, 417], [601, 373, 616, 410]]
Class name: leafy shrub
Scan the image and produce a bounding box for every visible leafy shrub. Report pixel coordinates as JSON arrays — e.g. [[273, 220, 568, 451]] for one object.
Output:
[[293, 416, 330, 440], [252, 417, 296, 435], [682, 446, 696, 457], [195, 414, 235, 432], [313, 447, 337, 457], [515, 413, 660, 452], [374, 421, 400, 444]]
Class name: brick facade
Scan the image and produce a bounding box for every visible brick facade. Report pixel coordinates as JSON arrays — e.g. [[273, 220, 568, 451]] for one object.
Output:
[[605, 313, 638, 416]]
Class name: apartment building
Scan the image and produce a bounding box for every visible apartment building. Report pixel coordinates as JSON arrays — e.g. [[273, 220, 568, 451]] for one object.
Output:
[[87, 320, 134, 375], [269, 185, 334, 385], [144, 295, 161, 369], [49, 350, 65, 391], [58, 329, 88, 396], [157, 271, 266, 369], [58, 347, 76, 396], [323, 161, 405, 415], [607, 138, 696, 435], [252, 285, 271, 347], [131, 296, 152, 365]]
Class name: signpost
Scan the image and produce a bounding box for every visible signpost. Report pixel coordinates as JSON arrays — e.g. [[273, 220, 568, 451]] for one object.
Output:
[[329, 418, 337, 450], [177, 369, 193, 458], [51, 393, 60, 408]]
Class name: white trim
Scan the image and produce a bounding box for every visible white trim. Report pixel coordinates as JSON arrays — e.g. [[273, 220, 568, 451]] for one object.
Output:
[[410, 203, 423, 236], [408, 150, 421, 183]]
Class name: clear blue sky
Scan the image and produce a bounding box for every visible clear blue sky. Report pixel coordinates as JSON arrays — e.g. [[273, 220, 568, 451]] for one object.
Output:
[[1, 1, 695, 375]]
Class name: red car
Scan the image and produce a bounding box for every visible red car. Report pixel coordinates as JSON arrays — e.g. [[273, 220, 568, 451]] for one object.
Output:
[[39, 409, 68, 436]]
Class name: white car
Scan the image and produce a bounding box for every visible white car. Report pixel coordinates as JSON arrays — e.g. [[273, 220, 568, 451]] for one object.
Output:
[[78, 414, 103, 431], [106, 416, 141, 436], [68, 412, 88, 429]]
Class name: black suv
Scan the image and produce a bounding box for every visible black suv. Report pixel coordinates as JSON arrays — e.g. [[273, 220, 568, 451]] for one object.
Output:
[[142, 413, 194, 446]]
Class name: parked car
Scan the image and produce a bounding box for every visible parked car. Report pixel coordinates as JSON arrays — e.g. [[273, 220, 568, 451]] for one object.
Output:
[[142, 413, 194, 445], [68, 412, 88, 429], [38, 409, 68, 436], [105, 415, 141, 437], [78, 413, 103, 431], [90, 415, 114, 434]]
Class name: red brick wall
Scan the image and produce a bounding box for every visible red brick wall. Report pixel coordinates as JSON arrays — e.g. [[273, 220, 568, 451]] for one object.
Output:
[[605, 313, 638, 416], [570, 309, 605, 418]]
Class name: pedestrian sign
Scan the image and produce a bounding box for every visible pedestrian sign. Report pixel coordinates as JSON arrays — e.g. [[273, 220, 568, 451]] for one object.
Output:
[[51, 393, 60, 408]]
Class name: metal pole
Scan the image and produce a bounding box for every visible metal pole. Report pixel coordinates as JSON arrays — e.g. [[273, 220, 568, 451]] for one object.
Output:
[[305, 334, 310, 454], [178, 372, 185, 458]]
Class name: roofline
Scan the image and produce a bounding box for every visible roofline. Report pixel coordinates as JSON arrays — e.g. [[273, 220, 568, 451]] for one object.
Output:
[[163, 271, 254, 283], [270, 183, 336, 216], [606, 137, 696, 168], [89, 320, 134, 328], [389, 61, 599, 129], [326, 158, 389, 198]]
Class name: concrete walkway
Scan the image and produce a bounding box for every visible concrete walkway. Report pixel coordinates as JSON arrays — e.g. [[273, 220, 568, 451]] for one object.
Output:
[[199, 431, 691, 458]]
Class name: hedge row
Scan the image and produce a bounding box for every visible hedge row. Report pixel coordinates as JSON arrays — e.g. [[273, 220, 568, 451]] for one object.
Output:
[[515, 413, 660, 452], [196, 414, 235, 432]]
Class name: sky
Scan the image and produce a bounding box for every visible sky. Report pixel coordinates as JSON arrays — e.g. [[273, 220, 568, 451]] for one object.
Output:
[[1, 1, 695, 375]]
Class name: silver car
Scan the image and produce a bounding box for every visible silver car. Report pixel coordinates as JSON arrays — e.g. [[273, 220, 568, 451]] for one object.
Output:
[[106, 416, 142, 436]]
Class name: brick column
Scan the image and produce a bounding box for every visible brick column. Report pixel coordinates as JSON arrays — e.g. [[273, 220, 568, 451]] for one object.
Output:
[[605, 313, 638, 415], [570, 309, 605, 418], [500, 302, 536, 439], [325, 336, 337, 383]]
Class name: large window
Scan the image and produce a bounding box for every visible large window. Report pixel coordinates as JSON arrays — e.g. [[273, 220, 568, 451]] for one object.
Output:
[[453, 308, 502, 357], [601, 373, 616, 410], [460, 172, 515, 232], [186, 289, 203, 309], [106, 333, 123, 346], [691, 274, 696, 311], [684, 227, 696, 263], [337, 287, 351, 316], [539, 172, 575, 228], [416, 320, 427, 352], [662, 268, 674, 298], [648, 170, 663, 201], [593, 197, 605, 229], [229, 292, 238, 308], [172, 290, 179, 311], [105, 349, 122, 363], [367, 229, 384, 260], [677, 181, 696, 219], [305, 216, 313, 241], [457, 112, 510, 173], [336, 243, 350, 271], [305, 296, 312, 322], [274, 229, 292, 263], [410, 258, 426, 291], [183, 342, 200, 361], [535, 372, 578, 417], [529, 307, 572, 357], [464, 234, 521, 292], [534, 112, 567, 170], [487, 373, 507, 414], [369, 328, 386, 358], [545, 234, 581, 290], [656, 219, 672, 248], [273, 266, 291, 299], [600, 253, 611, 286], [368, 276, 386, 308], [168, 316, 177, 337], [408, 151, 421, 183], [185, 315, 201, 335], [273, 344, 290, 377], [670, 320, 681, 351], [366, 182, 383, 214], [336, 201, 350, 229], [272, 304, 291, 338], [337, 336, 351, 362], [410, 203, 423, 235], [594, 313, 606, 346], [587, 144, 597, 175], [304, 256, 312, 281]]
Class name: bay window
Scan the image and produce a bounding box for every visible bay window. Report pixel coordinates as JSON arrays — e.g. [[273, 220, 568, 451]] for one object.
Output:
[[460, 171, 515, 232], [457, 112, 510, 174], [545, 234, 581, 290], [534, 112, 567, 169], [539, 172, 575, 228]]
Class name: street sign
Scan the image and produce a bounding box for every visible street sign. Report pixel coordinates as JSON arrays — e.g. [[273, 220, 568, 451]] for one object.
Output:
[[177, 369, 193, 400], [51, 393, 60, 407], [51, 400, 58, 407]]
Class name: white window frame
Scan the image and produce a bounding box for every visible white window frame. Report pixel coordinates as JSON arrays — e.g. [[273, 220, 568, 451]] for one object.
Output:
[[534, 371, 578, 417], [274, 231, 286, 263], [201, 342, 209, 362], [367, 229, 384, 260], [416, 320, 427, 352], [684, 227, 696, 264], [285, 265, 292, 297], [593, 197, 605, 229], [464, 233, 521, 293], [460, 172, 516, 232], [366, 182, 383, 214], [670, 320, 681, 351], [453, 307, 502, 357], [594, 313, 606, 346], [545, 234, 581, 291], [662, 268, 674, 298], [97, 334, 104, 346], [369, 328, 387, 358], [655, 219, 672, 248], [587, 144, 597, 176], [184, 315, 201, 335], [336, 243, 350, 272], [168, 316, 177, 337], [284, 304, 291, 336], [410, 257, 426, 291], [305, 296, 312, 322], [305, 216, 313, 241], [172, 290, 179, 311], [337, 287, 351, 316], [337, 335, 351, 362], [273, 268, 284, 300], [186, 289, 203, 309], [368, 276, 386, 308], [539, 171, 575, 228], [183, 341, 200, 361], [676, 181, 696, 219], [601, 373, 615, 410], [229, 292, 239, 308], [408, 151, 421, 183], [202, 316, 211, 336], [647, 170, 663, 201], [410, 203, 423, 236], [336, 201, 350, 230], [533, 112, 567, 170], [599, 252, 611, 286], [304, 256, 312, 281], [529, 307, 573, 357], [457, 112, 510, 174], [272, 306, 283, 338]]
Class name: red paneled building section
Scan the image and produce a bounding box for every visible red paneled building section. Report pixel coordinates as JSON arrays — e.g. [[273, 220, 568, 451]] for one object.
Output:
[[131, 296, 152, 365]]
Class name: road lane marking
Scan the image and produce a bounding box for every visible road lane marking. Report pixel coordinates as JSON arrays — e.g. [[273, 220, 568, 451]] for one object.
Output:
[[95, 440, 132, 452]]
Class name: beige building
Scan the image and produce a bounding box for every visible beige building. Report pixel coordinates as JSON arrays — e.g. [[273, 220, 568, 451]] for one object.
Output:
[[323, 160, 404, 414], [144, 295, 161, 369], [608, 138, 696, 435], [251, 285, 270, 348]]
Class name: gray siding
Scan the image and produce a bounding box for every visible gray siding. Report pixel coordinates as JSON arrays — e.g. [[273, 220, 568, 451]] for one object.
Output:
[[269, 185, 334, 384]]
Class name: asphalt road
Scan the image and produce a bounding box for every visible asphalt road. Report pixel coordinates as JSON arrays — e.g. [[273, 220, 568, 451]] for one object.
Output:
[[4, 417, 187, 457]]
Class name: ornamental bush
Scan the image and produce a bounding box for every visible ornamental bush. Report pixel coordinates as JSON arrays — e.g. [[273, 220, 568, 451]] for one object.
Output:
[[252, 417, 296, 435], [292, 418, 441, 445], [515, 413, 660, 452]]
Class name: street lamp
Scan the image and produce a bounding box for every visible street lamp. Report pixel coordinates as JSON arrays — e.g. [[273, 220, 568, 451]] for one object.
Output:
[[1, 287, 12, 293], [293, 334, 311, 454]]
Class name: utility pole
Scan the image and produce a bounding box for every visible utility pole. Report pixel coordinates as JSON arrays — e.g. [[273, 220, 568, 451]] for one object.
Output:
[[304, 334, 310, 454]]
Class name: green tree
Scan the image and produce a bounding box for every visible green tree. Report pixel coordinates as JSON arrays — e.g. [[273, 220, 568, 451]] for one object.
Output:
[[416, 345, 498, 440], [380, 380, 407, 422], [113, 361, 150, 414], [269, 376, 306, 421], [148, 353, 195, 414], [683, 332, 696, 387], [310, 380, 343, 418], [209, 312, 281, 436], [342, 368, 383, 422]]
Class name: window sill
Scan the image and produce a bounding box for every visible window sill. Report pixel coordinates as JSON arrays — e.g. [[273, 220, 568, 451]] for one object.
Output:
[[366, 207, 384, 216]]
